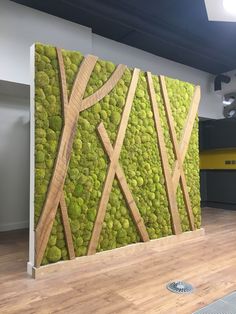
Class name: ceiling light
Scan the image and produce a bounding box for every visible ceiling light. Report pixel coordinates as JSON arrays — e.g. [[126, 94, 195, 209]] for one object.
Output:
[[205, 0, 236, 21], [223, 98, 234, 105], [223, 0, 236, 15]]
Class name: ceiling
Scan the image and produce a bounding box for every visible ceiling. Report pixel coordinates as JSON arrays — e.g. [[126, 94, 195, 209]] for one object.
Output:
[[12, 0, 236, 74]]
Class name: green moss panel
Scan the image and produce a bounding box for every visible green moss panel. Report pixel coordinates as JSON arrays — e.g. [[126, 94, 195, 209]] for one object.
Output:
[[120, 72, 172, 240], [34, 43, 201, 265], [34, 44, 62, 227]]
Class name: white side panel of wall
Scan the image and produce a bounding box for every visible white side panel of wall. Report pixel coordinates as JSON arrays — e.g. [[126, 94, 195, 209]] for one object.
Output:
[[0, 95, 30, 231], [0, 0, 92, 85], [92, 35, 223, 119]]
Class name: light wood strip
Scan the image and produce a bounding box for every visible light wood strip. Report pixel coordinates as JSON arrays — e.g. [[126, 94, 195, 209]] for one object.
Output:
[[56, 48, 69, 120], [97, 122, 149, 242], [172, 86, 201, 192], [69, 56, 98, 110], [33, 228, 204, 278], [159, 75, 195, 230], [81, 64, 127, 111], [35, 55, 98, 267], [60, 193, 75, 260], [87, 68, 140, 255], [146, 72, 182, 235]]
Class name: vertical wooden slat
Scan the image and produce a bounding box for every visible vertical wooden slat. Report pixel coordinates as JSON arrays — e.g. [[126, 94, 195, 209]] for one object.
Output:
[[97, 122, 149, 242], [87, 68, 140, 255], [159, 75, 195, 230], [35, 47, 127, 267], [172, 86, 201, 193], [56, 48, 69, 120], [146, 72, 182, 235], [60, 193, 75, 259]]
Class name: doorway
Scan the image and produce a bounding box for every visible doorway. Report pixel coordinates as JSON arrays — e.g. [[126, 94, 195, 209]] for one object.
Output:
[[0, 80, 30, 275]]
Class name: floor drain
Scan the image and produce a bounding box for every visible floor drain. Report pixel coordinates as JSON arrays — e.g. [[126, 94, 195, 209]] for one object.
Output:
[[166, 281, 194, 294]]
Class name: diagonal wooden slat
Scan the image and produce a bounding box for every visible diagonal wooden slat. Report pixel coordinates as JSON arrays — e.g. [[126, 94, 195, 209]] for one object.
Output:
[[87, 68, 140, 255], [172, 86, 201, 193], [56, 47, 69, 119], [97, 122, 149, 242], [35, 48, 128, 267], [35, 52, 98, 267], [146, 72, 182, 235], [81, 64, 127, 112], [159, 75, 195, 230], [60, 193, 75, 259]]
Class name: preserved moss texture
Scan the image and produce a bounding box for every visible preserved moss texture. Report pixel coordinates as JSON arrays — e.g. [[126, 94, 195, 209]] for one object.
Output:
[[34, 43, 201, 265], [120, 73, 172, 239]]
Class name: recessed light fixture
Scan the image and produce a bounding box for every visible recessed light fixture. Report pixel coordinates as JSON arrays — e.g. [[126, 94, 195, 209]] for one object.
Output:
[[205, 0, 236, 21], [223, 97, 234, 105], [223, 0, 236, 15]]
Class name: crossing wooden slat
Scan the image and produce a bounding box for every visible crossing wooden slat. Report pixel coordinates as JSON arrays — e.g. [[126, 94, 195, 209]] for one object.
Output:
[[97, 122, 149, 242], [146, 72, 182, 235], [60, 193, 75, 260], [159, 75, 195, 230], [56, 48, 69, 120], [35, 52, 98, 267], [87, 68, 140, 255], [172, 86, 201, 193], [81, 64, 127, 112]]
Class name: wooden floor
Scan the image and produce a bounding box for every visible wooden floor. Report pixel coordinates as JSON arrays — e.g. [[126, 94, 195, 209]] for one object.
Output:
[[1, 208, 236, 314]]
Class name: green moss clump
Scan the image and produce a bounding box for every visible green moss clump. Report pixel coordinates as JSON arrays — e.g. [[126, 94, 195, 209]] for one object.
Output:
[[35, 71, 50, 88], [44, 46, 57, 59], [68, 198, 81, 219], [47, 246, 61, 262], [106, 62, 115, 73], [49, 116, 62, 131], [110, 111, 121, 125], [35, 151, 45, 163]]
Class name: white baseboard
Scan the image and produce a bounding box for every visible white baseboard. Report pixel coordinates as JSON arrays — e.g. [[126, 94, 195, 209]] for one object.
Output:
[[0, 220, 29, 232]]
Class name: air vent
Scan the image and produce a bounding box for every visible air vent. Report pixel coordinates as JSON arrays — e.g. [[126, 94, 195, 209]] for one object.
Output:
[[166, 281, 194, 294]]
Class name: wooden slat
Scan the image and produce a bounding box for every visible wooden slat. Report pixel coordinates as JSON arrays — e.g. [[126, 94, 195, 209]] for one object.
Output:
[[35, 54, 98, 267], [60, 193, 75, 260], [87, 68, 140, 255], [172, 86, 201, 193], [81, 64, 127, 111], [56, 48, 69, 120], [146, 72, 182, 235], [159, 75, 195, 230], [33, 228, 204, 278], [97, 122, 149, 242]]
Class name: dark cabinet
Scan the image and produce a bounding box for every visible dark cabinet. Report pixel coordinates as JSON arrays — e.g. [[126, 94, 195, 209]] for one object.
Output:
[[200, 118, 236, 151], [199, 119, 236, 210]]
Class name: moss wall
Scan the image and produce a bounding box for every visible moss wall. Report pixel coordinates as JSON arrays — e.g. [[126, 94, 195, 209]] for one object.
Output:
[[34, 43, 201, 265]]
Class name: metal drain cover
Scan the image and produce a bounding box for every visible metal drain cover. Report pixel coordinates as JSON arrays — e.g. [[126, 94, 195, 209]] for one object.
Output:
[[166, 281, 194, 294]]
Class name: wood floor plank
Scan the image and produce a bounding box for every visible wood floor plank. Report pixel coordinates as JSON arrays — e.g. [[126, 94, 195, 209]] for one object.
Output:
[[1, 208, 236, 314]]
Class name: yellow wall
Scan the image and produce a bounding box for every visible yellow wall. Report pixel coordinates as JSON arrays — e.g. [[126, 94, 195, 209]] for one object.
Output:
[[200, 149, 236, 170]]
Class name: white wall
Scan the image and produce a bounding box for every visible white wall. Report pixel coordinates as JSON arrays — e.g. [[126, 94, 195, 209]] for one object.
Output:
[[0, 0, 92, 85], [0, 0, 226, 234], [0, 0, 224, 119], [0, 94, 30, 231], [92, 35, 223, 119]]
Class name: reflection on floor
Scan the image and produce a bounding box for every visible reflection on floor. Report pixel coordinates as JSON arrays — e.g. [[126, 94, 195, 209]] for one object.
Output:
[[1, 208, 236, 314], [0, 229, 28, 278]]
